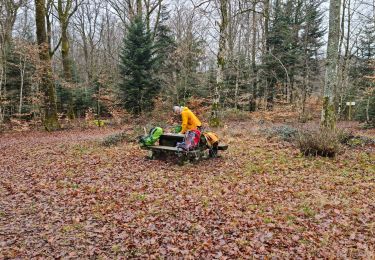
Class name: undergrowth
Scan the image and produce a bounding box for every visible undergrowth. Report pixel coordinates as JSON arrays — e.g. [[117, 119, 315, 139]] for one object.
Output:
[[264, 125, 299, 141], [262, 124, 374, 157], [297, 129, 342, 158], [222, 109, 250, 122], [101, 132, 131, 146]]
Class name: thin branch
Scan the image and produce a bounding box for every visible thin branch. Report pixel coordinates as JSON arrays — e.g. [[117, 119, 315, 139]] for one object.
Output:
[[269, 51, 290, 87], [190, 0, 211, 10], [232, 8, 264, 18], [68, 0, 84, 20]]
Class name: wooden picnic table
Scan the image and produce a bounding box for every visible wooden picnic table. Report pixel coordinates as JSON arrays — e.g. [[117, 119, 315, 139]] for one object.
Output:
[[158, 133, 184, 147], [142, 133, 228, 163]]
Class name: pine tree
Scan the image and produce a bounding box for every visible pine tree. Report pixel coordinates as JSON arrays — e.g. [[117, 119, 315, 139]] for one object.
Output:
[[358, 22, 375, 64], [301, 0, 325, 75], [351, 20, 375, 124], [152, 4, 176, 99], [300, 0, 325, 116], [262, 0, 323, 111], [153, 5, 175, 71], [263, 0, 303, 106], [119, 16, 157, 115]]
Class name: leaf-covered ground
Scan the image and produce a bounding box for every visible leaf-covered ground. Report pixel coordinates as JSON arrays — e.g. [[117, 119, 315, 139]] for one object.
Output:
[[1, 123, 374, 258]]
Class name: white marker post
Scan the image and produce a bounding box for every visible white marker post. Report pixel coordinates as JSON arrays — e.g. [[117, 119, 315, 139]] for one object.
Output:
[[346, 102, 356, 120]]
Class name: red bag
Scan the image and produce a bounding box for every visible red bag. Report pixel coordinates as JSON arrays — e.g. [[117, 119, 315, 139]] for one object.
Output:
[[177, 130, 201, 151]]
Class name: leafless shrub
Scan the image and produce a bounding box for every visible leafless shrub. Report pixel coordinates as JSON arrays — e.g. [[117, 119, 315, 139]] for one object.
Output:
[[297, 129, 342, 157]]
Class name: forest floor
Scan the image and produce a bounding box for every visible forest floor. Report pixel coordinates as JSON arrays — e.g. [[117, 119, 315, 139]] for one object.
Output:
[[1, 110, 374, 258]]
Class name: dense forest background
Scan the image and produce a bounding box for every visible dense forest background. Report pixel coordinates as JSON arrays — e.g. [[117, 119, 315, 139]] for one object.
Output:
[[0, 0, 374, 130]]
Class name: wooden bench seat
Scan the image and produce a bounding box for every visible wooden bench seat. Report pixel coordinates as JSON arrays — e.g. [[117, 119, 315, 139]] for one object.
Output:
[[148, 144, 228, 151], [148, 145, 179, 152]]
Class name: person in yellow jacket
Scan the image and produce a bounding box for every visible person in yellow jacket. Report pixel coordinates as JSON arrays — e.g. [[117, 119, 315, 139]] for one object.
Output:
[[173, 106, 202, 134]]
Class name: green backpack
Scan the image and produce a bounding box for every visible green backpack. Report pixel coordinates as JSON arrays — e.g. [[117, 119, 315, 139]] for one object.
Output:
[[172, 125, 182, 133], [140, 127, 163, 146]]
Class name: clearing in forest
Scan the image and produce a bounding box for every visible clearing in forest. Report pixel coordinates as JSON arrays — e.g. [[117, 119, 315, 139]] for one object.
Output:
[[0, 121, 374, 258]]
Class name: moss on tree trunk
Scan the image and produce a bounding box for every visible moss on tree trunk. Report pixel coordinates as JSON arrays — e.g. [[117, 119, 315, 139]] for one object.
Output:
[[210, 101, 221, 127], [61, 26, 72, 81], [321, 0, 341, 130], [321, 96, 336, 130], [35, 0, 60, 131], [211, 0, 228, 127]]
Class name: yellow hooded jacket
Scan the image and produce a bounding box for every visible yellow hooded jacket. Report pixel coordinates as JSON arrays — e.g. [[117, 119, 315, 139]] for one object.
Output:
[[180, 107, 202, 134]]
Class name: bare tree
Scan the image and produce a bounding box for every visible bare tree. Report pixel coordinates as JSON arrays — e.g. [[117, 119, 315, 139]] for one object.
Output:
[[54, 0, 81, 81], [0, 0, 27, 123], [73, 0, 104, 84], [35, 0, 60, 130], [144, 0, 163, 33], [250, 0, 258, 111], [106, 0, 135, 25]]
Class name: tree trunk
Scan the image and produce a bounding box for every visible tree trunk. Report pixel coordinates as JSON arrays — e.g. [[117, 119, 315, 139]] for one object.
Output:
[[250, 0, 257, 112], [301, 62, 310, 119], [321, 0, 341, 129], [35, 0, 60, 131], [57, 0, 78, 119], [151, 0, 163, 40], [137, 0, 142, 17], [61, 24, 72, 80], [366, 97, 370, 123], [234, 28, 242, 109], [46, 0, 53, 55], [301, 12, 310, 119], [211, 0, 228, 127], [0, 56, 3, 124], [264, 0, 274, 110], [61, 23, 75, 119], [83, 35, 90, 83], [286, 82, 290, 103], [0, 36, 3, 123], [263, 0, 270, 53], [19, 56, 26, 114], [266, 78, 275, 110], [337, 0, 351, 119], [57, 2, 74, 77], [290, 77, 294, 103]]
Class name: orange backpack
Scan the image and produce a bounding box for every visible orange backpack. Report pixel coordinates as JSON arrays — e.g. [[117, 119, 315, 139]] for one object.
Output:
[[203, 132, 219, 147]]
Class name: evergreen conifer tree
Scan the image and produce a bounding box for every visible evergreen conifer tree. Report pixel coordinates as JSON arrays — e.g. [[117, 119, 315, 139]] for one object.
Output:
[[263, 0, 324, 108], [153, 5, 176, 71], [263, 0, 302, 105], [152, 5, 176, 98], [300, 0, 325, 115], [358, 22, 375, 63], [119, 16, 157, 115], [301, 0, 325, 74], [352, 20, 375, 123]]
